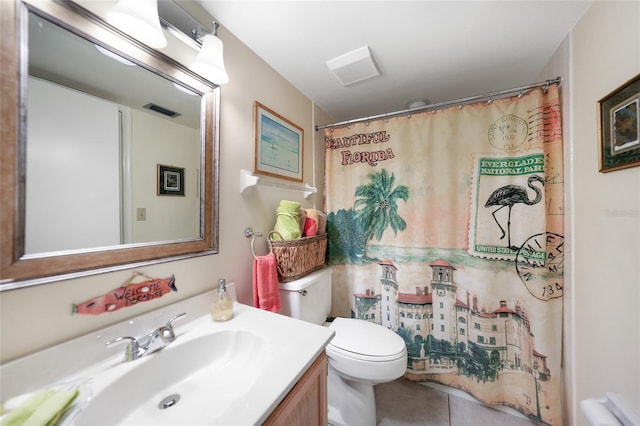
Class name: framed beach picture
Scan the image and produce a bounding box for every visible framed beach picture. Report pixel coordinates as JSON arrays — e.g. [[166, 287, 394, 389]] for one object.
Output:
[[598, 73, 640, 173], [157, 164, 185, 196], [254, 101, 304, 182]]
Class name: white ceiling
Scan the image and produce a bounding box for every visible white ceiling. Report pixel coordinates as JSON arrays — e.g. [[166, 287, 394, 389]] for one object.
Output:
[[29, 10, 202, 129], [198, 1, 593, 123]]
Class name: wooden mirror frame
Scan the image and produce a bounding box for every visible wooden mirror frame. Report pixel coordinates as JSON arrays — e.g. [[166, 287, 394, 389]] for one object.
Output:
[[0, 0, 219, 289]]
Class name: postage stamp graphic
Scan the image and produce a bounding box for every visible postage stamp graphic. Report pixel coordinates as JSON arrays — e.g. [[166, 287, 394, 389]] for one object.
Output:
[[468, 151, 547, 261]]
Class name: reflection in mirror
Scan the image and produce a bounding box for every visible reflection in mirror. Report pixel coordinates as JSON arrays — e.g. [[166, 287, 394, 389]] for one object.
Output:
[[26, 11, 202, 254], [0, 0, 219, 287]]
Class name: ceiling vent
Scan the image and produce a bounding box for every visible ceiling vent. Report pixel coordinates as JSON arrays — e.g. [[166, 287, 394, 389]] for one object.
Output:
[[326, 45, 380, 87], [143, 103, 181, 118]]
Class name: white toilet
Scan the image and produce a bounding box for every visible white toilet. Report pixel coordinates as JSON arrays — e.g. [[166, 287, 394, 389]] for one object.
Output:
[[279, 267, 407, 426]]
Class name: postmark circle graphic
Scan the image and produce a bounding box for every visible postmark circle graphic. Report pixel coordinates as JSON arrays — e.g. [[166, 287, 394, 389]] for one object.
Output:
[[515, 232, 564, 301], [488, 114, 528, 150]]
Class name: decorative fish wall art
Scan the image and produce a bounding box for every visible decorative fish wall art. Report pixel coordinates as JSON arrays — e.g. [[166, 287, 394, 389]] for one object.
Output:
[[72, 273, 177, 315]]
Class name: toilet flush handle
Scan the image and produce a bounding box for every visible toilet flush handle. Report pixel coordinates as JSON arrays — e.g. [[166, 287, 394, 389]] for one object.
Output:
[[298, 290, 307, 296]]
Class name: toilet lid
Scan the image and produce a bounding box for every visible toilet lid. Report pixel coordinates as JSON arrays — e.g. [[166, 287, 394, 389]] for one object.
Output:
[[328, 317, 406, 359]]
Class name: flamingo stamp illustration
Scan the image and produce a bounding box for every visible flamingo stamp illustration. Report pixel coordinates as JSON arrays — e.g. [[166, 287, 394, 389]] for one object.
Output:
[[485, 175, 545, 250], [468, 152, 547, 260]]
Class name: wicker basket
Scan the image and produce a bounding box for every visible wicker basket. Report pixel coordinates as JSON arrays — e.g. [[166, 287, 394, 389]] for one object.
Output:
[[268, 231, 327, 282]]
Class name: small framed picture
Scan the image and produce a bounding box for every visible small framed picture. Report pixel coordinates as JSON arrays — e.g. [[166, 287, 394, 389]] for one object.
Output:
[[598, 73, 640, 173], [157, 164, 185, 196], [254, 101, 304, 182]]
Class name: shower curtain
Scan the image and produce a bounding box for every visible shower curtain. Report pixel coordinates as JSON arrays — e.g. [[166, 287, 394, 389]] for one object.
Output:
[[324, 85, 564, 425]]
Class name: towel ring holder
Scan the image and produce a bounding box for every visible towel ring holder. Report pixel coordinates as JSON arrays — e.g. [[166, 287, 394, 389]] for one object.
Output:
[[245, 227, 272, 260]]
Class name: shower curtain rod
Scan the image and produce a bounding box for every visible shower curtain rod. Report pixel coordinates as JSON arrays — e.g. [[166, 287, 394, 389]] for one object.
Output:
[[316, 76, 562, 131]]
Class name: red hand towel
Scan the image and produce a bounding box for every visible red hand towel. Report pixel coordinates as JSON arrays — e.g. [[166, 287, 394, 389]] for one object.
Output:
[[303, 216, 317, 237], [303, 209, 319, 236], [253, 252, 281, 313]]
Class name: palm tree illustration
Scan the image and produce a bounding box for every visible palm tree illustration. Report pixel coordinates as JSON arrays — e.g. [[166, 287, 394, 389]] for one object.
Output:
[[354, 169, 409, 259], [484, 175, 545, 250]]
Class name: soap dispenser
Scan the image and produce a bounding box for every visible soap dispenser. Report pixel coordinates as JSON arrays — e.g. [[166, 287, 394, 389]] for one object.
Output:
[[211, 278, 233, 321]]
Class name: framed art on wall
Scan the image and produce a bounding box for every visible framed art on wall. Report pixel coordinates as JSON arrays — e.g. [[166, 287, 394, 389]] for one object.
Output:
[[254, 101, 304, 182], [598, 73, 640, 173], [157, 164, 185, 196]]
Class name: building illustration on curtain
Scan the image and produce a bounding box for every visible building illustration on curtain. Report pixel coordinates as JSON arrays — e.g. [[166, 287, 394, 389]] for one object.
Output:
[[353, 259, 551, 420], [324, 85, 564, 424]]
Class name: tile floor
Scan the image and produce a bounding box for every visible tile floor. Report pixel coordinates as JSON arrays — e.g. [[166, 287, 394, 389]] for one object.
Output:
[[375, 379, 535, 426]]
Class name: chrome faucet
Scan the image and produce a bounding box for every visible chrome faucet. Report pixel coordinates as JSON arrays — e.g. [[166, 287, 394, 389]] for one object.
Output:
[[106, 313, 186, 362]]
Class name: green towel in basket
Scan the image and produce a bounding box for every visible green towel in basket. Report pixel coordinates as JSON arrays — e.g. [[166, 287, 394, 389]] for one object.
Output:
[[272, 200, 301, 240]]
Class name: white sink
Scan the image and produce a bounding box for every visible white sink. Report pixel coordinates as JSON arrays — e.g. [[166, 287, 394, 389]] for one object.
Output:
[[0, 292, 334, 425], [73, 330, 267, 425]]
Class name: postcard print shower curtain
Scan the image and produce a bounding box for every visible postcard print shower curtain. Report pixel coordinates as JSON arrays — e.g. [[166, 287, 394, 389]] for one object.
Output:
[[324, 85, 564, 424]]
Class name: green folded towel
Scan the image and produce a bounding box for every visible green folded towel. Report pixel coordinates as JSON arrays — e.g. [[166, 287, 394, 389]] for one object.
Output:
[[272, 200, 301, 240], [1, 388, 79, 426]]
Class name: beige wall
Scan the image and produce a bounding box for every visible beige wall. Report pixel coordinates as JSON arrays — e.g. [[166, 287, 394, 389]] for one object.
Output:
[[130, 109, 200, 243], [0, 2, 324, 363], [569, 1, 640, 424]]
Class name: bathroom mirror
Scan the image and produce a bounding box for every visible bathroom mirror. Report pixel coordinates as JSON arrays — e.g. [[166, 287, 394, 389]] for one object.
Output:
[[0, 0, 219, 288]]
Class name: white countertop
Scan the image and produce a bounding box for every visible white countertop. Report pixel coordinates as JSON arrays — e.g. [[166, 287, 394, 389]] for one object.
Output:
[[0, 291, 335, 425]]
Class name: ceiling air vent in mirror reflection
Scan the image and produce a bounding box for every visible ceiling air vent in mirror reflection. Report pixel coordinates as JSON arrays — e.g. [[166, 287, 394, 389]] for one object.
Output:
[[143, 103, 181, 118]]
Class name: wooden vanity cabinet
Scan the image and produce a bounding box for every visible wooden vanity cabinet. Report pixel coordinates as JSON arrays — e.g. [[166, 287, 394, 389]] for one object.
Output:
[[264, 351, 328, 426]]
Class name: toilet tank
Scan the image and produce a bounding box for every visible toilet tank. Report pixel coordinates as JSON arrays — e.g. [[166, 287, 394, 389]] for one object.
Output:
[[278, 267, 331, 325]]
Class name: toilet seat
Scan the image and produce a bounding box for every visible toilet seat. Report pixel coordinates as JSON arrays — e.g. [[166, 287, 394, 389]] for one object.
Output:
[[328, 318, 406, 362], [326, 344, 406, 363]]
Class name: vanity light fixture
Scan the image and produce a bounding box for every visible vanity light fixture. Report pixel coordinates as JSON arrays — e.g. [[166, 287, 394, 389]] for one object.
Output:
[[173, 82, 199, 96], [156, 0, 229, 86], [190, 22, 229, 85], [107, 0, 167, 49], [94, 44, 136, 66]]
